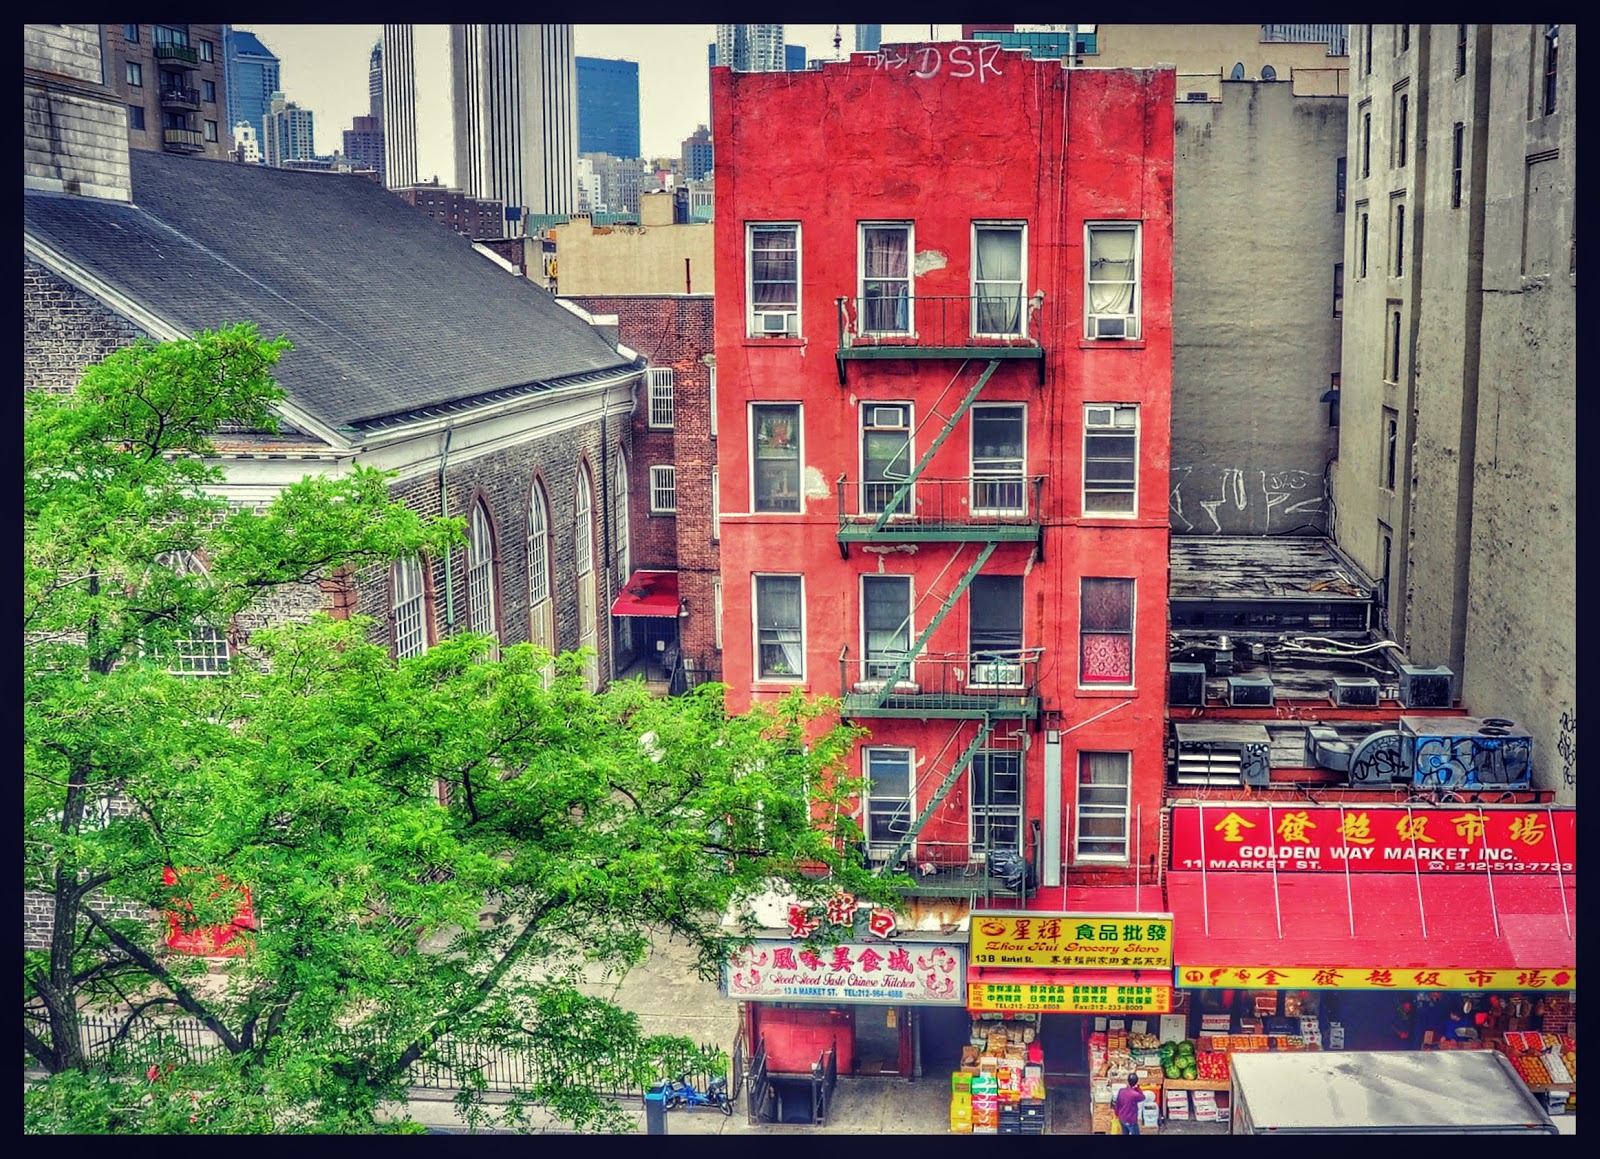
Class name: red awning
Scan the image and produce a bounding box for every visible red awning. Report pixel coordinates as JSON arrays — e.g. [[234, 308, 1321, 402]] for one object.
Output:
[[1167, 870, 1576, 974], [609, 570, 679, 617]]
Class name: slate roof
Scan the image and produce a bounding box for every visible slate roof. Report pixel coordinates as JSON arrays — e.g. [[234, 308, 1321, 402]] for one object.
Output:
[[23, 149, 637, 432]]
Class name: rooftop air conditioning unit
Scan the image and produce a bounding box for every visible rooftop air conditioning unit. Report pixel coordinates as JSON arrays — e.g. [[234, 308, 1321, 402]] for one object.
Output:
[[1306, 726, 1354, 772], [1330, 676, 1380, 707], [1225, 675, 1274, 707], [1089, 313, 1134, 340], [1345, 729, 1405, 786], [1401, 716, 1532, 789], [1174, 723, 1271, 786], [1169, 663, 1207, 707], [1397, 664, 1453, 709], [757, 310, 798, 337]]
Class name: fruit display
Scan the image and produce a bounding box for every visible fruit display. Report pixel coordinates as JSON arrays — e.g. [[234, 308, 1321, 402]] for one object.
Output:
[[1515, 1053, 1550, 1086], [1194, 1051, 1230, 1082], [1129, 1032, 1161, 1051], [1161, 1039, 1199, 1081]]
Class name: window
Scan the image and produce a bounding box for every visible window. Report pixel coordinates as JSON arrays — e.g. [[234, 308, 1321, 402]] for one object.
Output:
[[647, 367, 675, 428], [755, 574, 803, 679], [1387, 306, 1403, 382], [707, 364, 717, 437], [1085, 222, 1140, 338], [1452, 124, 1465, 208], [969, 576, 1024, 686], [752, 403, 801, 513], [1083, 404, 1138, 516], [575, 468, 598, 690], [124, 24, 139, 43], [1364, 25, 1373, 75], [747, 223, 799, 336], [126, 62, 143, 87], [861, 403, 912, 515], [1379, 522, 1394, 612], [1076, 752, 1130, 861], [203, 120, 217, 143], [466, 503, 499, 647], [1396, 93, 1408, 168], [1333, 263, 1344, 317], [527, 481, 554, 652], [971, 404, 1026, 514], [1335, 157, 1346, 212], [971, 750, 1023, 858], [1361, 109, 1371, 178], [392, 557, 429, 659], [863, 747, 913, 850], [154, 25, 189, 48], [710, 467, 720, 539], [153, 551, 230, 675], [860, 222, 913, 334], [1080, 577, 1134, 685], [1383, 408, 1399, 490], [1543, 26, 1559, 116], [199, 39, 213, 62], [649, 465, 677, 513], [202, 79, 215, 103], [1457, 24, 1469, 77], [613, 456, 630, 581], [128, 104, 146, 130], [973, 222, 1026, 336], [712, 578, 723, 650], [1394, 203, 1405, 276], [1358, 207, 1369, 278], [1398, 24, 1409, 53], [862, 574, 912, 681]]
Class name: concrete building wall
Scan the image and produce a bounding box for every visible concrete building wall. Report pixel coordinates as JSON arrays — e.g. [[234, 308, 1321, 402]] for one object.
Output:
[[550, 218, 715, 296], [1095, 23, 1345, 79], [1170, 81, 1345, 534], [24, 24, 134, 201]]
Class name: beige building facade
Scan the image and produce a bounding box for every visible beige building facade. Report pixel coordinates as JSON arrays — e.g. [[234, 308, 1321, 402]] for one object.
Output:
[[549, 191, 715, 296]]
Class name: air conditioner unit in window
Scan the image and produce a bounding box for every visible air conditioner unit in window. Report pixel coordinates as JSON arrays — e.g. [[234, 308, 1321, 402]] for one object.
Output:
[[1330, 676, 1381, 707], [971, 660, 1024, 686], [756, 310, 798, 337], [867, 404, 909, 428], [1169, 663, 1207, 707], [1401, 715, 1532, 789], [1225, 675, 1274, 707], [1089, 314, 1135, 340], [1397, 664, 1453, 709]]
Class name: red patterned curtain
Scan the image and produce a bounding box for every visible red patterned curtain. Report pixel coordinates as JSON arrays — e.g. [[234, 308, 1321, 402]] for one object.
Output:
[[1081, 578, 1133, 683]]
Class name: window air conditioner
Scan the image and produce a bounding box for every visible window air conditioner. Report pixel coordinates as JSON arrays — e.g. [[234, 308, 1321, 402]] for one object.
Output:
[[970, 660, 1024, 687], [756, 310, 797, 336], [867, 405, 909, 428], [1330, 676, 1381, 707], [1089, 314, 1135, 339], [1225, 675, 1274, 707], [1169, 662, 1207, 707], [1397, 664, 1453, 709]]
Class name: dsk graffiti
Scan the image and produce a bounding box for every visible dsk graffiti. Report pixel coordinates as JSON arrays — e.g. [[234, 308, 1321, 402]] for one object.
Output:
[[865, 42, 1005, 82]]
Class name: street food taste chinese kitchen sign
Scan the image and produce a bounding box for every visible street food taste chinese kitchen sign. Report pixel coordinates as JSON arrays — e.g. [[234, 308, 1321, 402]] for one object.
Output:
[[1180, 966, 1576, 991], [968, 912, 1174, 970], [969, 981, 1172, 1014], [1170, 805, 1575, 873], [724, 941, 966, 1005]]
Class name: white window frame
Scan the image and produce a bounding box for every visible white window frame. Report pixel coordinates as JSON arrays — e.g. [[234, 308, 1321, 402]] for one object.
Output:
[[970, 403, 1028, 516], [527, 481, 554, 653], [710, 466, 720, 540], [860, 573, 914, 685], [575, 467, 598, 690], [1084, 221, 1142, 340], [971, 221, 1028, 338], [969, 749, 1024, 860], [712, 577, 723, 650], [860, 401, 913, 516], [126, 61, 143, 87], [649, 465, 677, 514], [613, 453, 630, 582], [858, 221, 915, 336], [753, 573, 804, 682], [708, 363, 718, 437], [392, 556, 428, 659], [747, 222, 800, 337], [1074, 751, 1131, 863], [750, 402, 803, 514], [153, 551, 230, 675], [466, 502, 499, 646], [1079, 577, 1136, 688], [647, 367, 675, 429], [863, 746, 915, 855], [1082, 404, 1140, 518]]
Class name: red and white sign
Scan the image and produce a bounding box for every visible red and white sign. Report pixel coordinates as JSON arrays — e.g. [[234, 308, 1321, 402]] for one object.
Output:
[[1169, 805, 1575, 874], [724, 941, 966, 1005]]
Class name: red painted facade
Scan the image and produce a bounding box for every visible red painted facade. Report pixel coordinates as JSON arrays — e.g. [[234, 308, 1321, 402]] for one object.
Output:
[[713, 50, 1174, 898]]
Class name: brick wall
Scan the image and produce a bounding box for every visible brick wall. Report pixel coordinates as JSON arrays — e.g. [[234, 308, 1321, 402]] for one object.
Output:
[[23, 260, 148, 393]]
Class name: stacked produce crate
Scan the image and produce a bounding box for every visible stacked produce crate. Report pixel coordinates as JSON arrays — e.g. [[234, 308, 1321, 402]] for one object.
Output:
[[952, 1019, 1049, 1135]]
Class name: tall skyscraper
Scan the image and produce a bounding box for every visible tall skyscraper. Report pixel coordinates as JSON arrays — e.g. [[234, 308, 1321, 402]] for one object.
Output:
[[367, 40, 383, 120], [225, 28, 280, 160], [855, 25, 882, 53], [714, 24, 785, 72], [343, 115, 384, 174], [450, 24, 577, 225], [576, 56, 641, 158], [380, 24, 418, 191], [261, 91, 315, 167]]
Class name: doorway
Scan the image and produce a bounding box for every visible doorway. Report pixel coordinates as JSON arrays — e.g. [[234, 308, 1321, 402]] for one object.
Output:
[[920, 1005, 971, 1074], [1039, 1013, 1089, 1077], [854, 1005, 907, 1075]]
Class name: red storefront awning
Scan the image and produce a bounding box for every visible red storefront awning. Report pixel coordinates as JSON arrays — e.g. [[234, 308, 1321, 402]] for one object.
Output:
[[609, 570, 679, 617], [1167, 870, 1576, 987]]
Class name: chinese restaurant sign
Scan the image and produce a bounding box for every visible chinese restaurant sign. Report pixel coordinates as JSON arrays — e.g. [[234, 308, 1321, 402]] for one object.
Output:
[[969, 981, 1173, 1014], [1170, 805, 1575, 874], [1177, 966, 1576, 991], [969, 912, 1174, 970], [724, 941, 966, 1005]]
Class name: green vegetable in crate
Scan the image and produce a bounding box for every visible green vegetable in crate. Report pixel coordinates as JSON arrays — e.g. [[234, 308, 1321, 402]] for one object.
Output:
[[1182, 1065, 1198, 1080], [1165, 1062, 1182, 1079], [1177, 1040, 1196, 1058]]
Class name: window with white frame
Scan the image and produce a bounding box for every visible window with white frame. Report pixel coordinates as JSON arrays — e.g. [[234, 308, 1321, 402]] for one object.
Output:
[[754, 574, 803, 679], [748, 223, 800, 336], [969, 575, 1024, 686], [466, 502, 499, 648], [712, 577, 723, 650], [527, 481, 555, 653], [862, 574, 913, 682], [1075, 751, 1130, 861], [860, 222, 913, 335], [971, 404, 1026, 515], [1080, 577, 1134, 685], [973, 222, 1026, 336], [708, 364, 718, 436], [1085, 222, 1141, 339], [863, 746, 914, 851], [1083, 404, 1139, 516], [575, 467, 598, 690], [392, 556, 429, 659], [861, 402, 912, 515], [970, 749, 1023, 858], [752, 403, 801, 513], [650, 465, 677, 513], [647, 367, 675, 428], [711, 466, 720, 540], [613, 455, 630, 582], [153, 551, 230, 675]]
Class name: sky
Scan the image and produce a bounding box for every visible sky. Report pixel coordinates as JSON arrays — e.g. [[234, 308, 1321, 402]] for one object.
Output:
[[240, 24, 962, 183]]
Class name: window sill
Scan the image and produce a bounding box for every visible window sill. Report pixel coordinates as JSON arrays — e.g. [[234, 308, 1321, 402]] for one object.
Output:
[[742, 336, 806, 348], [754, 677, 805, 687], [648, 510, 677, 517], [1077, 339, 1147, 351], [1075, 686, 1137, 697]]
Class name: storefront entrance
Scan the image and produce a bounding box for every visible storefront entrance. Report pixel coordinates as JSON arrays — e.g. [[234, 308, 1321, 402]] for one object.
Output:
[[1039, 1013, 1090, 1077], [854, 1004, 909, 1075], [920, 1005, 972, 1074]]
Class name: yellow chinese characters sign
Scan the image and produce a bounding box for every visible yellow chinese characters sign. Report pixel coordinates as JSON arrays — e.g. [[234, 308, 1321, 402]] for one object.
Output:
[[1179, 966, 1576, 991], [969, 911, 1174, 970], [969, 981, 1173, 1014]]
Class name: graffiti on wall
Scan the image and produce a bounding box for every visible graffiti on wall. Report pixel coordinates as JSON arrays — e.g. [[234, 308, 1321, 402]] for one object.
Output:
[[1412, 733, 1533, 790], [1558, 709, 1576, 788], [1169, 466, 1327, 535], [865, 42, 1005, 82]]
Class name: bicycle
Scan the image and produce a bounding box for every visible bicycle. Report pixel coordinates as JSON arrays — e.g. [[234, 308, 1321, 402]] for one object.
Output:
[[658, 1073, 734, 1115]]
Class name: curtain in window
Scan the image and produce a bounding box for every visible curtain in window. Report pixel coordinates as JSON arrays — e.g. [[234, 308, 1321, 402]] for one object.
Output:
[[751, 227, 797, 310], [974, 228, 1023, 334], [1077, 752, 1129, 857], [862, 226, 910, 332], [863, 577, 911, 678], [1088, 228, 1137, 316], [1081, 578, 1133, 682], [758, 577, 803, 676], [972, 407, 1026, 512]]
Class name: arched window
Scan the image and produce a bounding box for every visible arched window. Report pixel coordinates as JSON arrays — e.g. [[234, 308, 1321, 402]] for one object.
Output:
[[575, 466, 599, 689], [528, 480, 555, 652], [1261, 64, 1277, 81], [1230, 61, 1245, 80], [467, 501, 499, 652], [391, 556, 429, 659], [154, 550, 230, 675], [613, 450, 630, 583]]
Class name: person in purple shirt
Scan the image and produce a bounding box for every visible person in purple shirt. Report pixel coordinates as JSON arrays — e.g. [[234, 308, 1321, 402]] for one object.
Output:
[[1113, 1073, 1146, 1135]]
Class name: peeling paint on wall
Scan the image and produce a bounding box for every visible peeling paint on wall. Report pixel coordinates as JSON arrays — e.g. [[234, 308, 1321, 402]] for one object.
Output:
[[801, 465, 832, 500], [914, 249, 947, 275], [1169, 465, 1327, 535]]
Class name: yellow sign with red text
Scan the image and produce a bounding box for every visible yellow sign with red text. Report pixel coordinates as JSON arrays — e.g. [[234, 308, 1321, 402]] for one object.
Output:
[[1178, 966, 1575, 991], [969, 912, 1174, 970]]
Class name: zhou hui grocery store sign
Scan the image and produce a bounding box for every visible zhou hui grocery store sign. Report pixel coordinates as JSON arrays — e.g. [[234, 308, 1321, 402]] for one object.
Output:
[[1170, 805, 1575, 874], [968, 912, 1174, 970], [723, 940, 966, 1005], [968, 980, 1173, 1014]]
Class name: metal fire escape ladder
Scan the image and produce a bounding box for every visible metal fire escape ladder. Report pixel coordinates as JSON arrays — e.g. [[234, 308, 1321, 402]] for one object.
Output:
[[877, 716, 995, 875], [874, 541, 997, 708], [869, 359, 1001, 535]]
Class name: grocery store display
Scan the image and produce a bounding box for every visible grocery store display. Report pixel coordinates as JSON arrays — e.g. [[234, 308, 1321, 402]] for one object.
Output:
[[951, 1016, 1047, 1135], [1500, 1031, 1577, 1103]]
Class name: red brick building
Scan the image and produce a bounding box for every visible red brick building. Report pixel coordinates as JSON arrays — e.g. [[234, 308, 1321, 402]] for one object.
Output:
[[712, 45, 1175, 1074]]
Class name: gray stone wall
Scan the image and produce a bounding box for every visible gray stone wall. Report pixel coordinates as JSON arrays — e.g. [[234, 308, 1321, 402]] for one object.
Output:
[[23, 24, 133, 201], [23, 260, 148, 392]]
